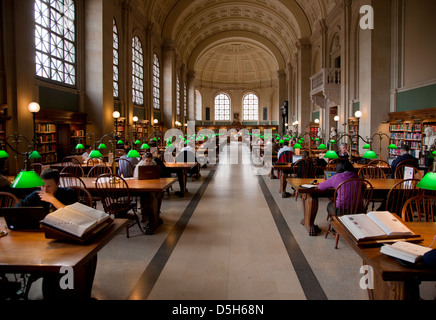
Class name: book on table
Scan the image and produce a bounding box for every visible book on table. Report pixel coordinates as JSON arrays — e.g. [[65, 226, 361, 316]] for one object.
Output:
[[380, 242, 432, 264], [337, 211, 421, 244], [40, 202, 113, 243]]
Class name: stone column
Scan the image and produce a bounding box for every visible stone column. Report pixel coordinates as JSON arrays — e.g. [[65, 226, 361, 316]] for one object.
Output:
[[187, 71, 196, 122], [296, 38, 312, 133], [162, 40, 175, 129]]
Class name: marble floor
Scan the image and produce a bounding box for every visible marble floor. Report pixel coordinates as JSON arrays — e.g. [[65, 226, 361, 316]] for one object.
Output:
[[28, 142, 435, 300]]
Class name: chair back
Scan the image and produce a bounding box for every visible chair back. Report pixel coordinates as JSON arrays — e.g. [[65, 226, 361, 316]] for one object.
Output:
[[118, 158, 136, 178], [30, 163, 43, 175], [59, 173, 86, 188], [60, 164, 84, 177], [333, 178, 373, 216], [0, 192, 19, 208], [358, 165, 387, 179], [87, 164, 112, 178], [394, 165, 422, 180], [87, 158, 103, 166], [402, 195, 436, 222], [397, 159, 419, 169], [62, 156, 82, 166], [385, 179, 423, 216], [368, 159, 390, 167], [68, 186, 93, 207], [325, 159, 338, 171], [95, 174, 132, 216], [277, 150, 293, 164], [293, 159, 316, 178]]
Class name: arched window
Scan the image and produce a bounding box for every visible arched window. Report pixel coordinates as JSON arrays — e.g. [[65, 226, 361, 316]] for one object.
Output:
[[113, 19, 119, 98], [153, 54, 160, 110], [176, 75, 180, 119], [132, 36, 144, 105], [184, 82, 187, 119], [35, 0, 76, 86], [215, 93, 230, 121], [242, 93, 259, 121]]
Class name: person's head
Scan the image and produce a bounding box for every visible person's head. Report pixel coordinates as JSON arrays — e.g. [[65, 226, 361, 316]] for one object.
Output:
[[336, 160, 354, 174], [40, 169, 60, 194], [339, 143, 347, 153], [399, 144, 410, 155], [301, 151, 309, 159], [283, 140, 289, 146], [143, 152, 153, 165]]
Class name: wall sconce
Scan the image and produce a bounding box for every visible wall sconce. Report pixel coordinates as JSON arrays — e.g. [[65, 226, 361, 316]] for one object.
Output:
[[334, 116, 340, 122], [153, 119, 159, 125], [28, 102, 40, 142], [314, 119, 320, 124], [355, 111, 363, 118]]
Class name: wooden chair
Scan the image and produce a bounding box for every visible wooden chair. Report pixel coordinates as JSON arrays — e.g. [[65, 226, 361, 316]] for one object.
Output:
[[325, 178, 373, 249], [367, 159, 390, 175], [60, 164, 84, 177], [0, 192, 19, 209], [325, 159, 338, 171], [394, 165, 422, 180], [59, 173, 86, 188], [402, 195, 436, 222], [68, 186, 93, 207], [87, 164, 112, 178], [30, 163, 43, 175], [396, 159, 419, 169], [385, 179, 423, 216], [95, 174, 143, 238], [293, 159, 317, 178], [358, 165, 387, 180], [87, 158, 103, 166], [118, 158, 136, 178], [61, 156, 82, 166]]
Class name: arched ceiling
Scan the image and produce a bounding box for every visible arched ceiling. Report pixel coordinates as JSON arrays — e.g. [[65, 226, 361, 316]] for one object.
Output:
[[141, 0, 340, 85]]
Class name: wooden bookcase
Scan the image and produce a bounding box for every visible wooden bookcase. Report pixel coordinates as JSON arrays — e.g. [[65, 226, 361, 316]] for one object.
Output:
[[309, 123, 319, 147], [70, 123, 86, 155], [35, 121, 58, 164], [388, 108, 436, 166], [348, 117, 359, 154], [134, 122, 149, 142]]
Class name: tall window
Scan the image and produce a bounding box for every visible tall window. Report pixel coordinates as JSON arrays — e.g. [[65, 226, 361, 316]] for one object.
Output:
[[35, 0, 76, 86], [184, 82, 187, 119], [113, 19, 119, 98], [215, 93, 230, 121], [132, 36, 144, 105], [153, 54, 160, 110], [176, 75, 181, 120], [242, 93, 259, 121]]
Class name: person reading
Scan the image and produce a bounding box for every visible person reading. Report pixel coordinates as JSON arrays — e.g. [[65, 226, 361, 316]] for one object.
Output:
[[16, 168, 78, 214], [389, 144, 418, 177]]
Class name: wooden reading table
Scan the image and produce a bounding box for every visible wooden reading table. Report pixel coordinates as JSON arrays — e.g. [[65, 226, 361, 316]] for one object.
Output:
[[81, 177, 177, 234], [286, 178, 404, 236], [0, 218, 127, 300], [330, 220, 436, 300]]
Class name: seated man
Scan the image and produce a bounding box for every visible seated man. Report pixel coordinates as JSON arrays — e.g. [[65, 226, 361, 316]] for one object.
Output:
[[16, 168, 78, 213], [390, 144, 419, 177], [336, 143, 350, 159], [133, 152, 156, 179]]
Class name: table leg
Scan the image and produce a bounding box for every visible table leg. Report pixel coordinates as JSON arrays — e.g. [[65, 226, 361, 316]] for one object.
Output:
[[279, 171, 285, 194], [367, 271, 420, 300], [300, 193, 321, 236]]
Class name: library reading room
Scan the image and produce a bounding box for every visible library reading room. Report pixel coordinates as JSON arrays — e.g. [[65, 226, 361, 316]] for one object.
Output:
[[1, 0, 436, 305]]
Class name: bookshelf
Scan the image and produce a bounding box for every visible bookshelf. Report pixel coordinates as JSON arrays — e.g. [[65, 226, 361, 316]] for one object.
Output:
[[309, 123, 319, 147], [70, 124, 86, 155], [114, 118, 126, 140], [348, 118, 359, 154], [134, 122, 149, 142], [36, 122, 58, 164]]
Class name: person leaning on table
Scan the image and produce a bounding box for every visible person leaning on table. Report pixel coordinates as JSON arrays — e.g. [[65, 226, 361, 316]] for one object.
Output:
[[318, 160, 362, 215], [15, 168, 78, 214]]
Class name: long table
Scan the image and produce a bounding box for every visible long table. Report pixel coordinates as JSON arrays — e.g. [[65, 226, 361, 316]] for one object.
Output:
[[287, 178, 404, 236], [330, 220, 436, 300], [81, 177, 177, 235], [0, 218, 127, 300]]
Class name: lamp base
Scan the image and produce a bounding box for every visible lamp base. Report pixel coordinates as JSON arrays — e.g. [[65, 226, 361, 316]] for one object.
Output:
[[109, 176, 121, 184]]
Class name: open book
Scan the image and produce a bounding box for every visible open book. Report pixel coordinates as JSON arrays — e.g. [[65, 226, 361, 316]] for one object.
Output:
[[381, 242, 432, 264], [338, 211, 416, 242], [41, 202, 112, 240]]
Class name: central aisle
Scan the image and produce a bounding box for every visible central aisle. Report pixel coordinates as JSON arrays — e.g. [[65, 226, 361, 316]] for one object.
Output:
[[147, 142, 307, 300]]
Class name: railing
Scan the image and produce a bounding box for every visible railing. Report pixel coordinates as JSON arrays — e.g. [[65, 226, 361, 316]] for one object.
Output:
[[310, 68, 341, 93]]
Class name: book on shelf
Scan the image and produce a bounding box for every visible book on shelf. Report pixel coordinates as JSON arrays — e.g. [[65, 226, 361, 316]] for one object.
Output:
[[380, 242, 432, 264], [41, 202, 113, 243], [337, 211, 421, 244]]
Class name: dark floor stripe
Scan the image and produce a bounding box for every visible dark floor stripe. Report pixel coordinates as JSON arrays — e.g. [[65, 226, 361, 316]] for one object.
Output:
[[127, 169, 216, 300], [257, 175, 328, 300]]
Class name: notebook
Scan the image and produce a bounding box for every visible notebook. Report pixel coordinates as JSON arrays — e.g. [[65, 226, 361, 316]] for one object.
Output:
[[2, 207, 47, 231], [137, 165, 161, 180]]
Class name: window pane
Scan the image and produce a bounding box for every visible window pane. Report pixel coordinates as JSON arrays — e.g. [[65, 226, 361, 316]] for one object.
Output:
[[132, 36, 144, 105], [153, 54, 160, 110], [214, 93, 231, 121], [242, 93, 259, 121]]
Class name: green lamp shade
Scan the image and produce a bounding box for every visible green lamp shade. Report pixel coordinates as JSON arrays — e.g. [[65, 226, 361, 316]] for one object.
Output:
[[363, 144, 371, 150], [75, 144, 85, 150], [388, 144, 398, 150], [126, 149, 141, 158], [29, 151, 42, 159], [98, 143, 107, 149], [279, 140, 284, 144], [433, 151, 436, 155], [0, 150, 9, 158], [293, 143, 302, 149], [314, 138, 320, 142], [363, 150, 378, 159], [117, 140, 124, 144], [324, 150, 339, 159], [89, 150, 103, 159], [318, 144, 327, 150], [330, 140, 337, 144], [11, 171, 44, 189], [141, 143, 150, 150], [135, 140, 142, 145], [417, 172, 436, 191]]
